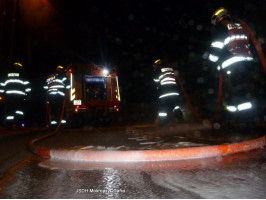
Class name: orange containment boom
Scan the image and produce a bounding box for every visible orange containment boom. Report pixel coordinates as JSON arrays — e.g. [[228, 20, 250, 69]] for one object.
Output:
[[49, 135, 266, 162]]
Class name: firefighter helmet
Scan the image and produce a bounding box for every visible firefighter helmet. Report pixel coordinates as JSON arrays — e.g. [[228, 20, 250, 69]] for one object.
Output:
[[211, 7, 229, 25], [153, 59, 162, 69], [56, 65, 64, 72], [13, 61, 23, 69]]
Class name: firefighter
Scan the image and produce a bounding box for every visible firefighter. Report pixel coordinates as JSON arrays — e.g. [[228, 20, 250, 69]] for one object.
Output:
[[44, 65, 70, 128], [0, 61, 31, 128], [209, 7, 258, 123], [153, 59, 184, 126]]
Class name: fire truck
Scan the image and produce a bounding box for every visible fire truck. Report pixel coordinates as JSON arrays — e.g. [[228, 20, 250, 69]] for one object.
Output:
[[46, 64, 121, 127]]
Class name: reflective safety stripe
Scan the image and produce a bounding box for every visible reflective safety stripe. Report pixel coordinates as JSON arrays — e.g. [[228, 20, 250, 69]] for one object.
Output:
[[159, 72, 175, 80], [159, 112, 167, 117], [0, 89, 4, 93], [2, 79, 29, 86], [25, 88, 31, 92], [224, 34, 248, 46], [161, 81, 177, 85], [61, 120, 66, 124], [6, 116, 14, 120], [211, 41, 224, 49], [46, 75, 68, 98], [8, 73, 19, 77], [15, 111, 24, 115], [173, 106, 180, 111], [226, 102, 252, 112], [49, 91, 65, 96], [54, 79, 63, 83], [159, 92, 179, 98], [161, 68, 174, 72], [160, 77, 176, 85], [221, 56, 253, 69], [160, 77, 176, 83], [57, 91, 65, 96], [238, 102, 252, 111], [48, 88, 57, 92], [154, 78, 160, 82], [226, 106, 237, 112], [50, 85, 65, 89], [208, 54, 219, 62], [51, 121, 57, 124], [6, 90, 26, 95]]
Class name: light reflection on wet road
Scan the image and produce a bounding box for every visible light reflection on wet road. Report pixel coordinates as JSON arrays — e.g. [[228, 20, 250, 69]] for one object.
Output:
[[1, 148, 266, 198], [0, 123, 265, 198]]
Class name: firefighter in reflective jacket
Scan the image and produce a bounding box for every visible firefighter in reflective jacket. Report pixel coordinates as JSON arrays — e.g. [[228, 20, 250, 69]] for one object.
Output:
[[0, 62, 31, 128], [209, 8, 257, 120], [44, 65, 70, 127], [153, 59, 183, 126]]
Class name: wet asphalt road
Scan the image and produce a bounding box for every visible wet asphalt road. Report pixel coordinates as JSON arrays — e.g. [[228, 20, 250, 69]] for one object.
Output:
[[0, 123, 266, 198], [0, 149, 266, 198], [35, 122, 265, 150]]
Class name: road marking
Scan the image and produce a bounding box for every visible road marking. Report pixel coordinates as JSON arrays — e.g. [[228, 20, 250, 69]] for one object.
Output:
[[0, 156, 34, 191]]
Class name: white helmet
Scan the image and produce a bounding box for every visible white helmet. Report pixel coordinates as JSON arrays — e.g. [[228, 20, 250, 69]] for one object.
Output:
[[211, 7, 229, 25]]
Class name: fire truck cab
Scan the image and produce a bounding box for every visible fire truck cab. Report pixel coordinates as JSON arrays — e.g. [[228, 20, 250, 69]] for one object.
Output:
[[65, 64, 121, 125]]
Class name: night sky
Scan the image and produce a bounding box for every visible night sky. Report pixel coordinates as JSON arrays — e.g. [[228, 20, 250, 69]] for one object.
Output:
[[0, 0, 265, 124]]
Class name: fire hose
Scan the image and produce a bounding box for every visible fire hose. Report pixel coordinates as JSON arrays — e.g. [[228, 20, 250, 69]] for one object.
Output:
[[27, 99, 66, 158], [176, 73, 223, 123], [237, 19, 266, 75]]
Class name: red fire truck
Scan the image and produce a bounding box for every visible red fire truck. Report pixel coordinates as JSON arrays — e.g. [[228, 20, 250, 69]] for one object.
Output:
[[46, 64, 121, 127]]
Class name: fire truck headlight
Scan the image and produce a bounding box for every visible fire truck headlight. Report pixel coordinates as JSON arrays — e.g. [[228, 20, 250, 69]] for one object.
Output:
[[103, 69, 109, 75]]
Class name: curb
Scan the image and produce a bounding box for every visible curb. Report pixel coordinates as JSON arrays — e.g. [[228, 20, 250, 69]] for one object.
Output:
[[30, 135, 266, 162]]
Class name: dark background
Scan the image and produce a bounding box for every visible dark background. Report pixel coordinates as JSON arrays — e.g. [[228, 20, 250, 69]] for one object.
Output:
[[0, 0, 265, 125]]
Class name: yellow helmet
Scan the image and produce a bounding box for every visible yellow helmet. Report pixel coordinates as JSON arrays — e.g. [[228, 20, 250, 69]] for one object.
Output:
[[153, 59, 162, 69], [211, 7, 229, 25], [13, 61, 23, 69], [56, 65, 64, 72]]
